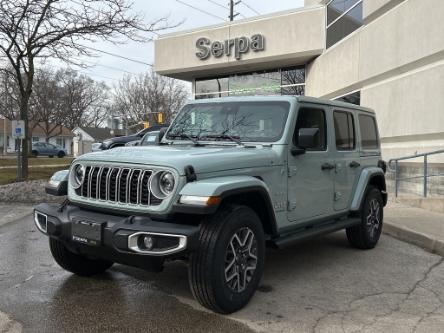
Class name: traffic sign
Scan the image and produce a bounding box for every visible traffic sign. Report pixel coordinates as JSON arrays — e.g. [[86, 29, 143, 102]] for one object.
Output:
[[11, 120, 25, 139]]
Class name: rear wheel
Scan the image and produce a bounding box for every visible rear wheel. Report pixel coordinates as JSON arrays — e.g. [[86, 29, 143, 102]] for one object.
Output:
[[346, 186, 383, 249], [31, 150, 38, 158], [49, 238, 113, 276], [189, 205, 265, 314], [57, 151, 65, 158]]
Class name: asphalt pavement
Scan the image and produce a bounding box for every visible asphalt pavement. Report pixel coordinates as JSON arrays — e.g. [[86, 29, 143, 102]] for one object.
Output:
[[1, 214, 444, 333]]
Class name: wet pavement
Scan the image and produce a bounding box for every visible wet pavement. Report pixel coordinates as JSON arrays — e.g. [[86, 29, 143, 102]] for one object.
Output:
[[0, 216, 253, 333], [1, 213, 444, 333]]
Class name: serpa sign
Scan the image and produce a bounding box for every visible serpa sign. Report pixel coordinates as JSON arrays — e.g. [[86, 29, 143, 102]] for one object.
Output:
[[196, 34, 265, 61]]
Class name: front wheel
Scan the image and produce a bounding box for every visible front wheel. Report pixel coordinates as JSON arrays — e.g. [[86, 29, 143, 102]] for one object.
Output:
[[189, 205, 265, 314], [346, 186, 384, 249], [57, 151, 65, 158], [49, 238, 113, 276]]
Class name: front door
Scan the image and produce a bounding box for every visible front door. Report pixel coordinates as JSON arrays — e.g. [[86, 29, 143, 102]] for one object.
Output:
[[332, 110, 361, 211], [287, 106, 334, 222]]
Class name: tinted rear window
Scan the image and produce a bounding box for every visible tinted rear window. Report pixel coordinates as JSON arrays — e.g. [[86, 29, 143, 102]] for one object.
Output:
[[359, 114, 379, 150], [334, 111, 355, 151]]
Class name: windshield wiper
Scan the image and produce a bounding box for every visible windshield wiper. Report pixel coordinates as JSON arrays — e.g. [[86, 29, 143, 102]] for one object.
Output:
[[201, 134, 242, 145], [167, 133, 201, 145]]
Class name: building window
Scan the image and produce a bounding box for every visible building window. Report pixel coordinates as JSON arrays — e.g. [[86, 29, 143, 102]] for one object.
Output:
[[327, 0, 363, 48], [56, 138, 65, 148], [335, 91, 361, 105], [32, 137, 40, 142], [359, 114, 379, 150], [194, 66, 305, 99], [195, 77, 229, 99], [334, 111, 355, 151]]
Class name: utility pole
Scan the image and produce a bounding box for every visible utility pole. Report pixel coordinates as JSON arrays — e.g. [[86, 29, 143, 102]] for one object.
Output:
[[229, 0, 241, 21], [2, 118, 7, 156]]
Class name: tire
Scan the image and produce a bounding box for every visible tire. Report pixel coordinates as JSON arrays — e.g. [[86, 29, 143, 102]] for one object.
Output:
[[49, 238, 113, 276], [32, 151, 38, 158], [189, 205, 265, 314], [346, 186, 384, 249], [57, 151, 65, 158]]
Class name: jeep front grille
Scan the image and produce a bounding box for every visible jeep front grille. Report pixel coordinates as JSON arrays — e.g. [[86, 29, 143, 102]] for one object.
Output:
[[75, 166, 162, 206]]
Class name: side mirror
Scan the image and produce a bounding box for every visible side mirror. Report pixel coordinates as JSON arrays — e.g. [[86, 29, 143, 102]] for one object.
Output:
[[45, 169, 69, 196], [291, 128, 320, 156], [298, 128, 320, 149], [158, 127, 167, 143]]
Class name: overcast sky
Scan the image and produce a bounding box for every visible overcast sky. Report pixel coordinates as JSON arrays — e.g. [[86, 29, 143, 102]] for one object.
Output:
[[47, 0, 305, 89]]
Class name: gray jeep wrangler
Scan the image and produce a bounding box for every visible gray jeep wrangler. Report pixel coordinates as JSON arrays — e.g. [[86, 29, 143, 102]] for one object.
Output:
[[35, 96, 387, 314]]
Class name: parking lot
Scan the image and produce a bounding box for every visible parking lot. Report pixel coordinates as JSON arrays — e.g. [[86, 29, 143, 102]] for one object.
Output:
[[1, 214, 443, 333]]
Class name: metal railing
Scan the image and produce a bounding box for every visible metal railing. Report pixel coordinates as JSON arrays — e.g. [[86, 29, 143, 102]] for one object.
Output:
[[388, 149, 444, 197]]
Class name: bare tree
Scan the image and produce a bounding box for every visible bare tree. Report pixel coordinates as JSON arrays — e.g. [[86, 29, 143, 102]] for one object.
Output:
[[0, 0, 174, 179], [0, 69, 20, 119], [29, 67, 65, 141], [57, 69, 109, 130], [113, 69, 189, 126], [27, 67, 109, 140]]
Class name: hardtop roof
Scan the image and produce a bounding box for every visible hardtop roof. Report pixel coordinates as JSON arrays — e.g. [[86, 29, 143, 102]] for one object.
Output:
[[188, 95, 375, 114]]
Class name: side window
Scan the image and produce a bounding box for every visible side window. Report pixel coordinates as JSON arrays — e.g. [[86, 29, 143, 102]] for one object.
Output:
[[334, 111, 355, 151], [294, 108, 327, 151], [359, 114, 379, 150]]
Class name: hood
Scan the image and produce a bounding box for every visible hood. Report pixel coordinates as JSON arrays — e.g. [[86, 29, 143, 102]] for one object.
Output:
[[77, 145, 281, 175]]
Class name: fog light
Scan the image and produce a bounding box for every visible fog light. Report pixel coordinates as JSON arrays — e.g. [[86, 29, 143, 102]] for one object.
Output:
[[143, 236, 154, 250]]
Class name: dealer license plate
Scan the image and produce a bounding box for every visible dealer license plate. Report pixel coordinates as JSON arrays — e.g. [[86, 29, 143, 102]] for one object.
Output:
[[72, 219, 104, 247]]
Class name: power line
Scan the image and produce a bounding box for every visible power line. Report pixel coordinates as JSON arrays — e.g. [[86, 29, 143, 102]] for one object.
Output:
[[175, 0, 227, 22], [241, 1, 260, 15], [78, 59, 138, 75], [207, 0, 228, 10], [82, 46, 153, 66]]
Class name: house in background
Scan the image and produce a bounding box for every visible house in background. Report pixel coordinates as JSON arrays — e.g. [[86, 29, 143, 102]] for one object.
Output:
[[72, 126, 126, 156], [0, 118, 74, 155]]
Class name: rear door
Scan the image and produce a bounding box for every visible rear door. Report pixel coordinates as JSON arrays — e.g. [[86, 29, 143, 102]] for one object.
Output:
[[332, 109, 362, 211]]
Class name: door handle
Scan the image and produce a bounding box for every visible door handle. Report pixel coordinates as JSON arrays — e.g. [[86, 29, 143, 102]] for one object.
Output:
[[349, 161, 361, 168], [321, 162, 335, 171]]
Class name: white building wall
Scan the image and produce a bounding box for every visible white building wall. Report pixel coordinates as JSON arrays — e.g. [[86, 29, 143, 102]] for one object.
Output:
[[306, 0, 444, 160]]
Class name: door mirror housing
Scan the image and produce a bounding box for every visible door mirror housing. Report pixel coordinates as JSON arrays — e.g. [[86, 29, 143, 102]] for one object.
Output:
[[291, 128, 320, 156], [298, 128, 320, 149]]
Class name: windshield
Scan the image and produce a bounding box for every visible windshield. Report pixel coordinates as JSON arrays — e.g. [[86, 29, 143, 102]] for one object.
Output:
[[166, 101, 290, 143]]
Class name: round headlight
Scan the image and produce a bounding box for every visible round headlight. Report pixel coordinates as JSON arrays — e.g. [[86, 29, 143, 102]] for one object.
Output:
[[150, 171, 176, 199], [72, 164, 85, 189], [159, 172, 175, 196]]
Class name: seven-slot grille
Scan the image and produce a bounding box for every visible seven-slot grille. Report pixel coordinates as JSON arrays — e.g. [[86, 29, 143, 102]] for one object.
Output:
[[75, 166, 162, 206]]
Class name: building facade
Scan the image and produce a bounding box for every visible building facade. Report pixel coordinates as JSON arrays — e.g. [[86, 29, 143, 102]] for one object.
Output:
[[154, 0, 444, 161]]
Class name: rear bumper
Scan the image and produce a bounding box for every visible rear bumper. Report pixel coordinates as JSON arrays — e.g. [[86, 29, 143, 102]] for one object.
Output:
[[34, 203, 199, 269]]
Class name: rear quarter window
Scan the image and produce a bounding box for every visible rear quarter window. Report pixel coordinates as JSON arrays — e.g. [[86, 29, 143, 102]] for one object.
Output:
[[359, 114, 379, 150]]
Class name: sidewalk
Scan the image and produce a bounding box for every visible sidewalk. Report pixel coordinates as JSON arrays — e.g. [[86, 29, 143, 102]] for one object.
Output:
[[0, 164, 69, 170], [384, 201, 444, 256]]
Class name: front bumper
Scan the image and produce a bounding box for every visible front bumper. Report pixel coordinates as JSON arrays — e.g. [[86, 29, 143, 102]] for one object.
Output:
[[34, 203, 199, 270]]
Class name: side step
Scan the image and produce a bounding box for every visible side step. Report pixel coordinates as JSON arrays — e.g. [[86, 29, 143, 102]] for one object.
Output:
[[272, 217, 361, 249]]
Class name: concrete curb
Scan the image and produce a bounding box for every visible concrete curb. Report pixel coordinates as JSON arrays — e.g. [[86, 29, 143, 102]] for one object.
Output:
[[383, 222, 444, 257]]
